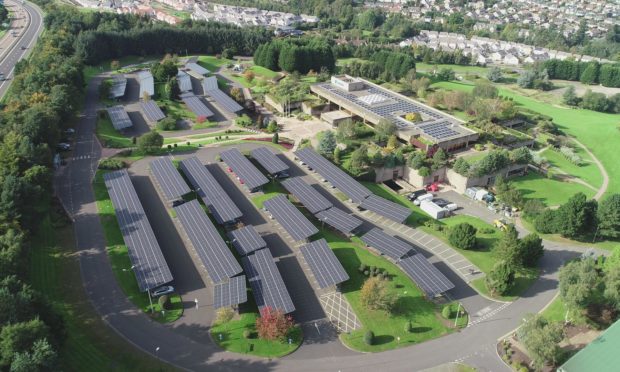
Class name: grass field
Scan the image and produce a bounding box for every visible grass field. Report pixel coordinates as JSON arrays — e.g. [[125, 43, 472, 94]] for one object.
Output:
[[541, 146, 602, 189], [96, 115, 134, 148], [197, 55, 232, 73], [471, 268, 538, 302], [93, 171, 183, 322], [210, 313, 303, 357], [510, 173, 595, 206], [29, 216, 170, 371], [415, 63, 495, 76]]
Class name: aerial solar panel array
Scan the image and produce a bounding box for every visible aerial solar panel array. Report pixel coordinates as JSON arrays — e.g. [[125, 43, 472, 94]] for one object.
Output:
[[179, 156, 242, 224], [220, 148, 269, 191], [207, 89, 244, 113], [242, 248, 295, 314], [137, 70, 154, 97], [300, 239, 349, 289], [294, 148, 372, 203], [103, 170, 173, 292], [360, 194, 411, 224], [140, 100, 166, 123], [418, 121, 460, 140], [263, 195, 319, 241], [149, 157, 191, 202], [213, 275, 248, 309], [109, 75, 127, 98], [398, 254, 455, 297], [106, 106, 133, 130], [174, 200, 242, 284], [281, 177, 332, 214], [177, 70, 192, 92], [251, 147, 289, 175], [201, 76, 219, 92], [314, 207, 363, 235], [228, 225, 267, 256], [186, 62, 209, 76], [361, 227, 414, 260], [181, 93, 214, 118]]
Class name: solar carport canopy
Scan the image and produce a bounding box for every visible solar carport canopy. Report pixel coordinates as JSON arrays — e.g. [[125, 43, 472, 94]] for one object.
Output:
[[103, 170, 173, 292], [360, 194, 411, 223], [221, 148, 269, 191], [398, 253, 454, 297], [179, 157, 242, 224], [294, 148, 371, 203], [140, 100, 166, 123], [242, 248, 295, 314], [251, 147, 289, 175], [314, 207, 362, 235], [149, 157, 190, 202], [106, 106, 132, 130], [281, 177, 332, 214], [228, 225, 266, 256], [361, 228, 414, 260], [207, 89, 243, 113], [174, 200, 242, 284], [181, 93, 214, 118], [300, 239, 349, 289], [263, 195, 318, 241], [213, 275, 247, 309]]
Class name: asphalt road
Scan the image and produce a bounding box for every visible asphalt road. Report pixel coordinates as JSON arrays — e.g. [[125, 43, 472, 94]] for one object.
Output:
[[0, 0, 44, 98]]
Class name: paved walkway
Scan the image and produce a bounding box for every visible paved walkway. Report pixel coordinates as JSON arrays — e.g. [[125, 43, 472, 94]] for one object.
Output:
[[573, 138, 609, 200]]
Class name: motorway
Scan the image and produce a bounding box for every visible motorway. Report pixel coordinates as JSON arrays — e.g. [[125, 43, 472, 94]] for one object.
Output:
[[0, 0, 44, 98]]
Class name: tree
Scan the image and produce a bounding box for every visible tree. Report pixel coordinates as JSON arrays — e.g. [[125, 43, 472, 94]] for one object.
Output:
[[110, 60, 120, 70], [215, 307, 235, 324], [555, 192, 598, 238], [336, 119, 356, 142], [436, 68, 455, 81], [562, 85, 580, 106], [519, 233, 544, 267], [266, 121, 278, 133], [255, 307, 294, 341], [418, 166, 430, 177], [517, 315, 564, 370], [151, 59, 178, 82], [604, 265, 620, 310], [448, 223, 477, 250], [485, 260, 515, 295], [9, 339, 57, 372], [243, 70, 255, 83], [137, 130, 163, 155], [0, 318, 50, 367], [317, 131, 337, 156], [487, 66, 503, 82], [333, 147, 341, 164], [230, 87, 244, 103], [158, 294, 171, 310], [597, 194, 620, 239], [364, 330, 374, 345], [517, 69, 537, 89], [472, 82, 498, 99], [431, 148, 448, 171], [495, 225, 523, 268], [452, 157, 470, 176], [360, 276, 396, 312], [374, 119, 396, 142], [349, 145, 368, 174], [579, 62, 599, 85], [156, 117, 177, 131], [559, 258, 598, 310], [580, 90, 610, 112], [272, 132, 279, 144], [386, 135, 400, 151], [408, 152, 425, 170]]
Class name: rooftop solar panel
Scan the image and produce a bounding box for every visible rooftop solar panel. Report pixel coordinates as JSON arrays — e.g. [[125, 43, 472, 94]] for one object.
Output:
[[213, 275, 248, 309], [106, 106, 133, 130], [360, 228, 414, 260], [149, 157, 191, 202], [186, 62, 210, 76], [220, 148, 269, 191], [360, 194, 411, 223], [263, 195, 319, 241], [294, 148, 372, 203], [281, 177, 332, 214], [109, 75, 127, 98], [177, 70, 192, 92], [251, 147, 290, 176], [181, 94, 214, 118], [398, 253, 455, 297], [140, 100, 166, 123], [300, 239, 349, 289], [206, 89, 244, 113], [103, 170, 173, 292], [174, 200, 242, 284], [228, 225, 267, 256], [242, 249, 295, 314], [179, 157, 242, 224], [314, 207, 363, 234]]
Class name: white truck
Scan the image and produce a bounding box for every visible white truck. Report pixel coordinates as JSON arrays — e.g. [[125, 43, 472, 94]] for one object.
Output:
[[420, 200, 448, 219]]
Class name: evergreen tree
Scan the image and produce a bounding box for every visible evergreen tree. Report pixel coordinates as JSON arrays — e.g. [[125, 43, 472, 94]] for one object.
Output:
[[562, 85, 580, 106], [597, 194, 620, 239], [317, 131, 337, 157], [495, 225, 522, 268]]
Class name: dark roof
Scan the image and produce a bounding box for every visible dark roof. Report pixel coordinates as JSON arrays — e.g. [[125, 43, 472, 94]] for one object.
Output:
[[221, 148, 269, 190], [228, 225, 267, 256], [300, 239, 349, 289], [314, 207, 363, 234], [359, 194, 411, 223], [149, 157, 190, 201], [213, 275, 248, 309], [251, 147, 289, 175], [398, 253, 454, 297], [263, 195, 318, 241], [361, 228, 414, 260], [281, 177, 332, 214], [242, 249, 295, 314]]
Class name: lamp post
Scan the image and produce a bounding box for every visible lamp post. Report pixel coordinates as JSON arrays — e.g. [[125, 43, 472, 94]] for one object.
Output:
[[454, 303, 462, 327], [148, 288, 154, 314]]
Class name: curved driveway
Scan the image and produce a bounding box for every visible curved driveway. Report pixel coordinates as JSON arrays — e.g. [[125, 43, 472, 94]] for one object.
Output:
[[55, 74, 599, 371]]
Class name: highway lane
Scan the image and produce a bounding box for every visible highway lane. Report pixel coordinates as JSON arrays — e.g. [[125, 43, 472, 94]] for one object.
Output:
[[0, 0, 44, 98]]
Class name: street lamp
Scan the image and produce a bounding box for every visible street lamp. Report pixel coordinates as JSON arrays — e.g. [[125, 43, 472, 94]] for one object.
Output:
[[147, 288, 154, 314], [454, 303, 462, 327], [122, 265, 136, 272], [155, 346, 160, 360]]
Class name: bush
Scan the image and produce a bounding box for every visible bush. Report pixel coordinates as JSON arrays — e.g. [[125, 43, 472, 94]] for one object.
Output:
[[236, 114, 253, 127], [442, 305, 452, 319], [404, 320, 412, 333], [215, 307, 235, 324], [360, 276, 396, 311], [156, 117, 178, 131], [98, 158, 125, 170], [243, 329, 252, 339], [359, 264, 368, 273], [137, 130, 164, 155], [158, 294, 171, 310], [448, 223, 477, 250], [364, 330, 374, 345]]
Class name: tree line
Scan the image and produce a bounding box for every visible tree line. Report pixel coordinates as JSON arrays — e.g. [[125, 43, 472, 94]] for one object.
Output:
[[253, 38, 335, 74], [339, 50, 415, 81], [543, 59, 620, 88]]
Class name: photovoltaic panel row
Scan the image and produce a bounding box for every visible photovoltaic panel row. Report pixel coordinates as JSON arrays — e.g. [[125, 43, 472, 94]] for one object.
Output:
[[174, 200, 242, 284], [398, 254, 455, 297], [202, 76, 219, 92], [228, 225, 267, 256], [186, 62, 209, 75], [109, 75, 127, 98], [251, 147, 289, 175], [179, 157, 242, 224], [220, 148, 269, 191], [140, 100, 166, 123], [314, 207, 363, 235], [177, 70, 192, 92], [103, 170, 173, 292], [300, 239, 349, 289], [361, 227, 414, 260], [181, 94, 214, 118], [149, 157, 191, 202], [106, 106, 132, 130], [281, 177, 332, 214], [264, 195, 318, 241], [206, 89, 244, 113], [213, 275, 248, 309], [242, 248, 295, 314], [360, 194, 411, 224], [294, 148, 371, 203]]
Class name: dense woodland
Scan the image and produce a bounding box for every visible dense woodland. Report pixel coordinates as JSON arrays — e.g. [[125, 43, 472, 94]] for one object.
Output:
[[253, 38, 335, 74], [542, 59, 620, 88]]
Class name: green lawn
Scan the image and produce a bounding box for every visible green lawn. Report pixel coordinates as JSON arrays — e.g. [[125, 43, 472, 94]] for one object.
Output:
[[462, 151, 488, 163], [84, 55, 161, 82], [93, 171, 183, 323], [415, 62, 493, 76], [192, 121, 219, 130], [251, 181, 286, 209], [541, 146, 602, 189], [197, 55, 232, 73], [510, 172, 595, 206], [96, 115, 133, 148], [29, 216, 170, 371], [186, 130, 253, 140], [210, 313, 302, 357], [541, 295, 588, 325]]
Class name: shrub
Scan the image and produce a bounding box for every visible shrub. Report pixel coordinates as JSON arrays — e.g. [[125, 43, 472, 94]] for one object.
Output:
[[360, 276, 396, 311], [404, 320, 412, 333], [243, 329, 252, 339], [364, 330, 374, 345], [137, 130, 164, 155], [156, 117, 177, 131], [363, 270, 369, 276], [215, 307, 235, 324], [448, 223, 477, 250], [359, 264, 368, 273], [442, 305, 452, 319], [158, 294, 171, 310], [98, 158, 126, 170], [479, 227, 495, 234]]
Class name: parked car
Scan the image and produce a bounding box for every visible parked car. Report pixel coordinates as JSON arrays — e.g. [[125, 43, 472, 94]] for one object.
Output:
[[151, 286, 174, 297], [413, 193, 434, 206], [406, 190, 427, 201], [56, 143, 71, 151], [433, 198, 458, 212], [64, 128, 76, 135], [493, 218, 509, 231], [425, 182, 440, 192]]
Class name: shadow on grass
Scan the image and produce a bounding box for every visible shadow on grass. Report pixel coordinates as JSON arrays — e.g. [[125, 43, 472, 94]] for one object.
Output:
[[373, 334, 394, 345], [410, 326, 432, 333]]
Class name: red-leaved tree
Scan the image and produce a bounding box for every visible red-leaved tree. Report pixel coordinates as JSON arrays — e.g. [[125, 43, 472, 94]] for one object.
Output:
[[255, 307, 294, 341]]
